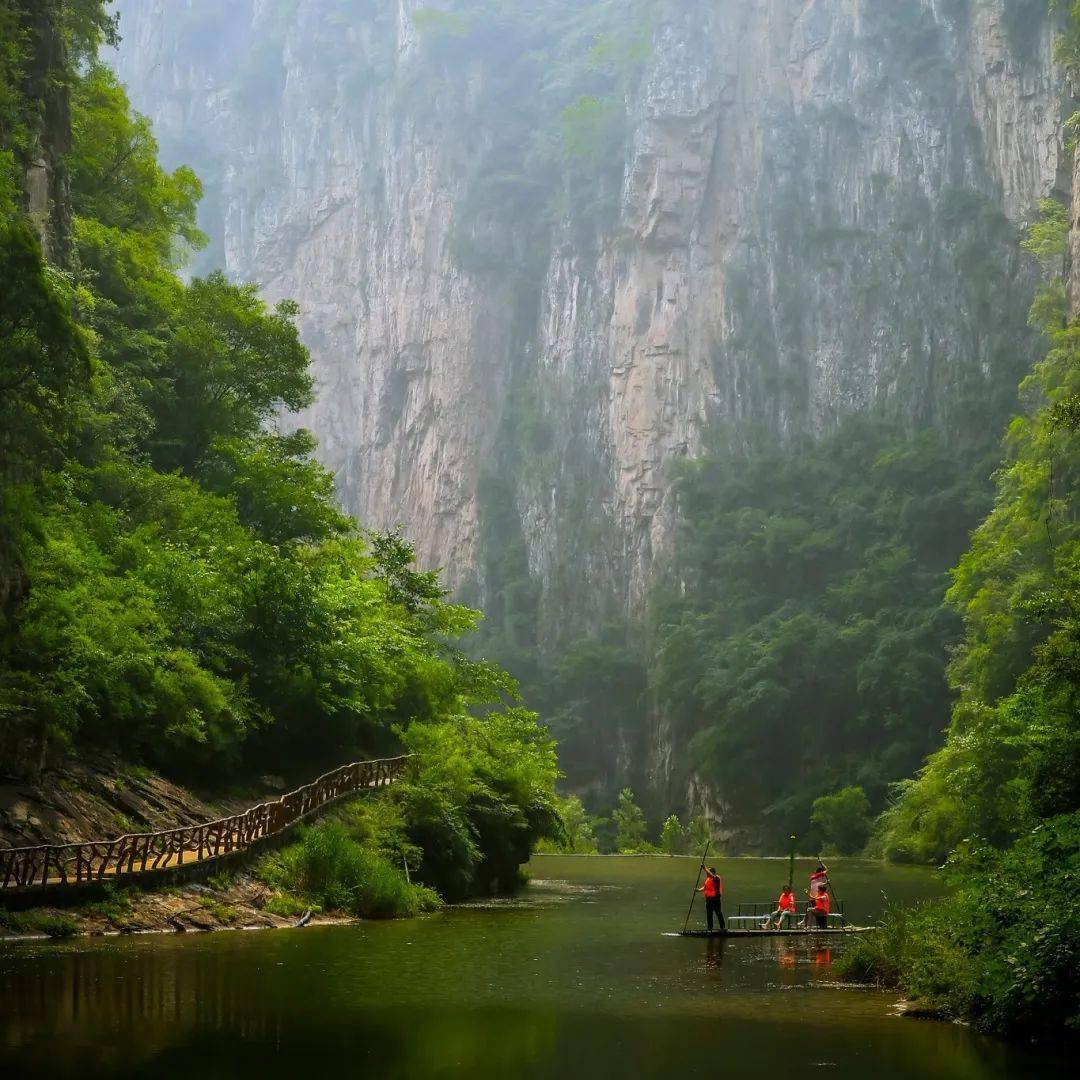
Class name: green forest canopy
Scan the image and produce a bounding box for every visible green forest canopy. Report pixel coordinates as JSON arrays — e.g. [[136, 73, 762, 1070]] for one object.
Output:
[[0, 0, 557, 902], [653, 417, 1001, 851]]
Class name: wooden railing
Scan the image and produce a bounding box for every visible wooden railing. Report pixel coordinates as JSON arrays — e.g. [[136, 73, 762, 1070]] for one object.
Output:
[[0, 755, 410, 892]]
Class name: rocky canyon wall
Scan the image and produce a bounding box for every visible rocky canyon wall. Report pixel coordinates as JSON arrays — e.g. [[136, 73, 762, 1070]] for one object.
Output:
[[108, 0, 1066, 650]]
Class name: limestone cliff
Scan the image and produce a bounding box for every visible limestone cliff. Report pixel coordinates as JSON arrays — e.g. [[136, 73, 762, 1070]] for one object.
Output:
[[109, 1, 1065, 638], [20, 0, 75, 265]]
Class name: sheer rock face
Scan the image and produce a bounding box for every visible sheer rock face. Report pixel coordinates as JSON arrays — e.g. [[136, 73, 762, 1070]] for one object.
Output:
[[22, 1, 73, 266], [110, 0, 1065, 631], [1071, 139, 1080, 319]]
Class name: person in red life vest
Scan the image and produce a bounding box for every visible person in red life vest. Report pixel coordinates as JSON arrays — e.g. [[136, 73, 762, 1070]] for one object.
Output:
[[809, 862, 829, 896], [762, 884, 797, 930], [697, 866, 724, 931], [799, 862, 830, 928], [806, 886, 829, 929]]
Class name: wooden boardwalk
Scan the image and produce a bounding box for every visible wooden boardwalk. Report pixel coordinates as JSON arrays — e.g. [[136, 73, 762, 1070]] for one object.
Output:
[[0, 756, 408, 893]]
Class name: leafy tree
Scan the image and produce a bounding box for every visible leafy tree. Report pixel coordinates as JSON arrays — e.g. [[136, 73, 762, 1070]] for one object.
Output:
[[880, 199, 1080, 863], [558, 795, 599, 854], [659, 814, 687, 855], [541, 794, 598, 854], [811, 786, 872, 855], [368, 527, 447, 615], [151, 274, 311, 473], [612, 787, 648, 852], [0, 0, 115, 223], [0, 222, 91, 484], [69, 64, 204, 263], [0, 222, 91, 630], [199, 430, 350, 546], [1021, 197, 1069, 268], [0, 2, 30, 211], [686, 814, 711, 853], [396, 707, 560, 898], [590, 814, 616, 855]]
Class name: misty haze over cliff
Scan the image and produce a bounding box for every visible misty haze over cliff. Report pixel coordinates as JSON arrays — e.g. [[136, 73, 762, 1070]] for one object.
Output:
[[109, 0, 1067, 826]]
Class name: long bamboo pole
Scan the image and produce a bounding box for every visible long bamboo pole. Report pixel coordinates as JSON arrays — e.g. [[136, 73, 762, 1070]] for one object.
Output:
[[681, 840, 710, 932]]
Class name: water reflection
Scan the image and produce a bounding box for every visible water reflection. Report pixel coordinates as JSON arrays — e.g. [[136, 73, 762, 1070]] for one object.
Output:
[[702, 936, 724, 973], [0, 857, 1069, 1079]]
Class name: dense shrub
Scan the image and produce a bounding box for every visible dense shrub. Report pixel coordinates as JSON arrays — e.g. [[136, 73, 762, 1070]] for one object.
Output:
[[396, 708, 561, 899], [812, 786, 873, 855], [0, 909, 80, 938], [840, 813, 1080, 1040], [879, 196, 1080, 863], [261, 821, 441, 919]]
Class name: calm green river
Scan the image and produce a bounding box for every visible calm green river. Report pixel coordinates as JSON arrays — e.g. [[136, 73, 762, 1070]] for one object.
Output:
[[0, 857, 1068, 1078]]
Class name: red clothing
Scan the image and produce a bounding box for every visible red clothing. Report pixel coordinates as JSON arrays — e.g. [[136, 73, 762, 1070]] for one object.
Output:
[[703, 874, 722, 898], [813, 893, 828, 913], [778, 891, 796, 912]]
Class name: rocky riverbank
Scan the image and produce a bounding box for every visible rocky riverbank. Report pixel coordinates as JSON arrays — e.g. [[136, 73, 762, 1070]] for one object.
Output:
[[0, 751, 279, 850], [0, 871, 354, 941]]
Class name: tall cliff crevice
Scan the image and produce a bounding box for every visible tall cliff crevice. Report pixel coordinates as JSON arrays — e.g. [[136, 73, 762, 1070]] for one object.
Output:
[[17, 0, 75, 265]]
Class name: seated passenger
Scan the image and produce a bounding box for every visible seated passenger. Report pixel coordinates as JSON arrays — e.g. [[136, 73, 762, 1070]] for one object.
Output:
[[761, 884, 797, 930], [807, 886, 828, 929]]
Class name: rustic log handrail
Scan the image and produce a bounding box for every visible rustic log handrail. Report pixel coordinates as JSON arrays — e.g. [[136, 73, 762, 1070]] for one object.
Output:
[[0, 755, 411, 892]]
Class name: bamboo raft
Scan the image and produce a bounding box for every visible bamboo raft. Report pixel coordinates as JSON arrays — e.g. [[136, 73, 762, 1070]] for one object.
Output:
[[669, 927, 872, 938], [671, 900, 873, 938]]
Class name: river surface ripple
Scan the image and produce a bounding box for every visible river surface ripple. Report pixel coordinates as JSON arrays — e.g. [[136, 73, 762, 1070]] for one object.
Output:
[[0, 856, 1068, 1078]]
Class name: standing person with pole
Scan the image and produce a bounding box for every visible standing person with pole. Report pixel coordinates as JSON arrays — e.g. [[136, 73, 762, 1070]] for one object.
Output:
[[698, 866, 725, 932], [816, 857, 847, 927]]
